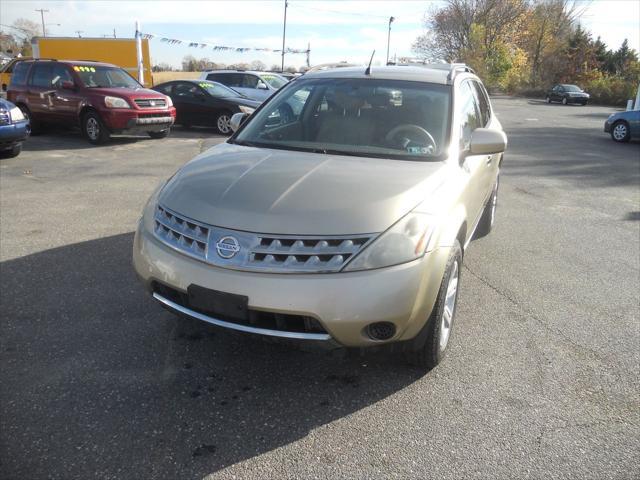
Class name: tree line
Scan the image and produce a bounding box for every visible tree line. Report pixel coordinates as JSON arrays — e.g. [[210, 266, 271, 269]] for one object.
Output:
[[170, 55, 303, 73], [412, 0, 639, 105]]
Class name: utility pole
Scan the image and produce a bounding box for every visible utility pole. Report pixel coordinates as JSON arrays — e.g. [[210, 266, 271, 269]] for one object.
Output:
[[281, 0, 288, 72], [35, 8, 49, 37], [386, 16, 395, 65], [113, 28, 116, 39], [306, 42, 310, 68]]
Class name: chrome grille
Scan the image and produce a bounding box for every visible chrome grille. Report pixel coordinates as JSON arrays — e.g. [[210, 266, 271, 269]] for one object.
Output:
[[154, 204, 376, 273], [248, 235, 370, 271], [154, 206, 209, 260], [134, 98, 167, 108]]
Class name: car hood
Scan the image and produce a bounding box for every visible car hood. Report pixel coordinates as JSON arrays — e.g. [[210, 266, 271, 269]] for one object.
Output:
[[86, 87, 165, 98], [158, 143, 448, 235]]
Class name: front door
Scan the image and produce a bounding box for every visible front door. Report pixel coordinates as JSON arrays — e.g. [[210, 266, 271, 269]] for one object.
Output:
[[50, 64, 83, 123]]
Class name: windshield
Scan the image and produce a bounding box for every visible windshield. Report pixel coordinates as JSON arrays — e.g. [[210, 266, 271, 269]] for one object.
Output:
[[234, 78, 451, 160], [260, 73, 287, 89], [197, 80, 244, 98], [563, 84, 582, 92], [75, 66, 141, 89]]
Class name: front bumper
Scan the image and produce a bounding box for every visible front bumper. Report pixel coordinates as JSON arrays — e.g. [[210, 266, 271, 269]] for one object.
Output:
[[133, 224, 451, 348], [604, 121, 612, 133], [99, 107, 176, 132], [0, 120, 29, 147]]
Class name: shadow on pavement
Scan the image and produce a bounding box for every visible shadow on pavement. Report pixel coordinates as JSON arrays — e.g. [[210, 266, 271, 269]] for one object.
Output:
[[0, 233, 422, 479], [504, 125, 640, 188], [21, 126, 226, 152]]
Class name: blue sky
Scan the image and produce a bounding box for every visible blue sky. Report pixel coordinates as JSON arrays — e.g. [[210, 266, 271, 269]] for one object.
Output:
[[1, 1, 638, 69]]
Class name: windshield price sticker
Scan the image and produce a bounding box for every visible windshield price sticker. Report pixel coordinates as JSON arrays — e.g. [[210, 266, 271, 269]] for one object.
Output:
[[407, 146, 433, 155], [199, 83, 213, 89], [73, 66, 96, 72]]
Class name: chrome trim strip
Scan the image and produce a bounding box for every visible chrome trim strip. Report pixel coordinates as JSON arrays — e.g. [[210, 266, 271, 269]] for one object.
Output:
[[153, 292, 332, 341]]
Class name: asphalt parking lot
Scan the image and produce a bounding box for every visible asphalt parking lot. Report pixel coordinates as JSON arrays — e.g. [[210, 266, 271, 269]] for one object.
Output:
[[1, 98, 639, 480]]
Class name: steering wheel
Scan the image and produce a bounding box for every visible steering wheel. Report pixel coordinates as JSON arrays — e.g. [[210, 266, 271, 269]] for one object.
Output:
[[385, 124, 437, 152]]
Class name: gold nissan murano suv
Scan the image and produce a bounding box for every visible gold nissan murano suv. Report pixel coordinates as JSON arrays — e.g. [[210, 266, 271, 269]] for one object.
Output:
[[133, 64, 507, 369]]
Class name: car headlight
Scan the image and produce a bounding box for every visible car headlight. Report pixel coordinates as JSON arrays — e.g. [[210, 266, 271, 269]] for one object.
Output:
[[165, 95, 173, 107], [344, 212, 434, 272], [104, 96, 130, 108], [239, 105, 255, 114], [9, 106, 25, 122]]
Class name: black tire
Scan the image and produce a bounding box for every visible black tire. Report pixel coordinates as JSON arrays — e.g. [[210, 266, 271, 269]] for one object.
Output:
[[148, 129, 169, 139], [545, 96, 551, 103], [18, 105, 38, 135], [5, 143, 22, 158], [406, 240, 463, 370], [474, 175, 499, 239], [82, 111, 110, 145], [611, 120, 631, 143], [215, 111, 232, 135], [562, 97, 568, 105]]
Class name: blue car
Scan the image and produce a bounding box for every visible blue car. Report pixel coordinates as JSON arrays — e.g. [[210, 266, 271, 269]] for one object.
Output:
[[0, 98, 29, 157], [604, 109, 640, 143]]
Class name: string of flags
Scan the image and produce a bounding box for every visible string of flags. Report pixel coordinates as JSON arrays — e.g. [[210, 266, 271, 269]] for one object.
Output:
[[139, 32, 309, 54]]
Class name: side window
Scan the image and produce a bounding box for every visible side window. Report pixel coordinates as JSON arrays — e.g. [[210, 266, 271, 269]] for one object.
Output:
[[472, 81, 491, 127], [206, 73, 222, 82], [51, 64, 73, 88], [10, 62, 30, 86], [30, 64, 53, 88], [457, 81, 482, 150], [227, 74, 243, 87], [156, 83, 173, 95], [242, 74, 259, 88], [174, 82, 198, 99]]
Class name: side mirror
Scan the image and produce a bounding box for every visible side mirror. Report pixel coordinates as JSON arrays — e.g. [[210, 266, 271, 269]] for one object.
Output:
[[469, 128, 507, 155], [61, 80, 75, 90], [230, 112, 250, 133], [256, 82, 268, 90]]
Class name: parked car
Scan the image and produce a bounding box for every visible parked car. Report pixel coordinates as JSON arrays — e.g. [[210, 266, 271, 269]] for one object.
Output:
[[134, 64, 507, 370], [7, 59, 176, 144], [199, 70, 287, 101], [153, 80, 260, 134], [545, 84, 590, 105], [604, 109, 640, 142], [0, 97, 29, 157]]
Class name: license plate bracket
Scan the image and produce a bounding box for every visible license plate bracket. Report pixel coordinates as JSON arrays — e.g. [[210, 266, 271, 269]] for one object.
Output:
[[187, 285, 249, 322]]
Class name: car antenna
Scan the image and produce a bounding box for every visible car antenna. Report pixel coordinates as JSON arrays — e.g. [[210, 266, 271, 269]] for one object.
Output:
[[365, 50, 375, 75]]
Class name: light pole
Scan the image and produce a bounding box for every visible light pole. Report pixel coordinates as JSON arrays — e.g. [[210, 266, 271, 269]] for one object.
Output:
[[386, 16, 395, 65], [281, 0, 288, 72], [75, 30, 83, 38], [35, 9, 50, 37]]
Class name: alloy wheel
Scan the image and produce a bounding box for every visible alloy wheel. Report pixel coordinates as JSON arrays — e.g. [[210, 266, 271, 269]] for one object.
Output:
[[439, 260, 459, 351], [217, 115, 231, 134], [86, 117, 100, 140], [613, 123, 628, 141]]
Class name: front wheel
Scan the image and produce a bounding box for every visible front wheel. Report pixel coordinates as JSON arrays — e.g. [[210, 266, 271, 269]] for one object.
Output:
[[148, 130, 169, 139], [406, 240, 463, 370], [545, 96, 551, 103], [215, 111, 232, 135], [0, 143, 22, 158], [19, 106, 37, 135], [611, 121, 631, 143], [82, 111, 110, 144], [562, 97, 568, 105]]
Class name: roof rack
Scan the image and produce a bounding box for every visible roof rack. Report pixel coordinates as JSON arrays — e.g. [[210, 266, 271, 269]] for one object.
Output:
[[304, 62, 357, 75], [384, 61, 475, 83]]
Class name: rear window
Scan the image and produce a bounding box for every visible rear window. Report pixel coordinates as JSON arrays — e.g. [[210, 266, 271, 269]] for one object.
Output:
[[10, 62, 30, 86]]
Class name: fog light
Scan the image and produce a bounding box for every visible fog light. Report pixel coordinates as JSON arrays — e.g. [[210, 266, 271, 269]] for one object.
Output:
[[367, 322, 396, 340]]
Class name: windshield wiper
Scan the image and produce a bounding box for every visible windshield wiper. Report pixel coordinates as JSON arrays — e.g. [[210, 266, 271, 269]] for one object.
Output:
[[229, 139, 260, 148]]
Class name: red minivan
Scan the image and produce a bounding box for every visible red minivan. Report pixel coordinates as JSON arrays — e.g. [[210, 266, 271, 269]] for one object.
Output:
[[7, 59, 176, 144]]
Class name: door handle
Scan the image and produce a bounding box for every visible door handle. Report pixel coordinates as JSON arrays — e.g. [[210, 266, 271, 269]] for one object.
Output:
[[486, 155, 492, 165]]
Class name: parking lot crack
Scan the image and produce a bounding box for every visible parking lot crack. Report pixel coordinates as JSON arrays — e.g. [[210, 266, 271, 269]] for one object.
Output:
[[463, 265, 608, 363]]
